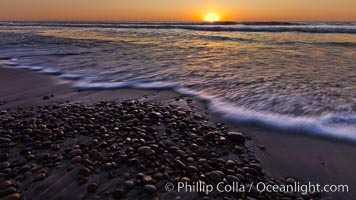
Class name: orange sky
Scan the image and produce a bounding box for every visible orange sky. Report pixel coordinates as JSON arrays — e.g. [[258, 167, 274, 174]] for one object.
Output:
[[0, 0, 355, 21]]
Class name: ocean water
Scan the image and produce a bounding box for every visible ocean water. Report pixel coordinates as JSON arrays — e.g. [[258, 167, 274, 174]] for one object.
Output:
[[0, 22, 355, 140]]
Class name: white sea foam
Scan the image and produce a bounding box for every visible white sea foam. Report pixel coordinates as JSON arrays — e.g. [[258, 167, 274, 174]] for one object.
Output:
[[0, 21, 355, 142], [2, 59, 355, 141], [2, 22, 355, 34], [74, 79, 356, 141], [39, 68, 62, 75]]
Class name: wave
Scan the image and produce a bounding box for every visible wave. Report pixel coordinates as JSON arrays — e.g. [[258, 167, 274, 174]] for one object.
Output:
[[74, 79, 356, 141], [2, 59, 356, 142], [0, 21, 304, 26], [1, 22, 356, 34], [202, 35, 356, 47]]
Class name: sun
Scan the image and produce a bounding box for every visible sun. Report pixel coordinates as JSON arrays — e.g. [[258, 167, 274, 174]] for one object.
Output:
[[204, 13, 220, 22]]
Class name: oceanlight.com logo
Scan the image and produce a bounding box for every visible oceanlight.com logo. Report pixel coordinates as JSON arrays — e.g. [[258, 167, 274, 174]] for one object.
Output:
[[164, 181, 349, 195]]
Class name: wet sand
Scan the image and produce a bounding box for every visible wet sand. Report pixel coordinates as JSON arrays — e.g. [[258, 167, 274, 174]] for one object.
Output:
[[0, 66, 355, 200]]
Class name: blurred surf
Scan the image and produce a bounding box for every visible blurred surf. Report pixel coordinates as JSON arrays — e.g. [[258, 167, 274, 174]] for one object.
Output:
[[0, 21, 355, 140]]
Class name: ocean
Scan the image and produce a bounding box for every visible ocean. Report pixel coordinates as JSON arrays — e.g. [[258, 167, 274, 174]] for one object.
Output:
[[0, 21, 355, 140]]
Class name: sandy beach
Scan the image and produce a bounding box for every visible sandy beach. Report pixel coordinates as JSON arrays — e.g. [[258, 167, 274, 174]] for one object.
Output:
[[0, 66, 355, 200]]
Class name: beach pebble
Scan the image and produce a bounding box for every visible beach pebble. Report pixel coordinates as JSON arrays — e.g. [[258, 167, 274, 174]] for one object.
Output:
[[0, 153, 9, 161], [187, 165, 198, 173], [286, 177, 296, 185], [124, 180, 134, 189], [70, 149, 82, 157], [0, 162, 10, 170], [0, 100, 301, 199], [78, 167, 91, 177], [249, 163, 262, 172], [33, 173, 46, 181], [1, 193, 22, 200], [181, 177, 190, 182], [149, 112, 162, 119], [175, 160, 186, 169], [137, 146, 155, 156], [0, 137, 12, 144], [21, 128, 32, 135], [1, 187, 17, 196], [112, 188, 126, 199], [143, 184, 157, 193], [225, 160, 236, 168], [0, 180, 12, 190], [71, 156, 82, 163], [258, 145, 266, 150], [87, 183, 98, 193], [227, 132, 245, 143], [226, 175, 241, 183], [208, 170, 224, 182], [142, 175, 153, 184]]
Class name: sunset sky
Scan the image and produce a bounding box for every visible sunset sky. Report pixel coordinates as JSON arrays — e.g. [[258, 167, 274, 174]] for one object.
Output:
[[1, 0, 355, 21]]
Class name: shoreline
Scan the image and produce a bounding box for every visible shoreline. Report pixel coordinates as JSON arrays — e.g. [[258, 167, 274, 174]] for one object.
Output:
[[3, 59, 354, 142], [1, 66, 356, 199]]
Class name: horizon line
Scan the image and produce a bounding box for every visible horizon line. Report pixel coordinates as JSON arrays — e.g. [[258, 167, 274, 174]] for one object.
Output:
[[1, 20, 356, 23]]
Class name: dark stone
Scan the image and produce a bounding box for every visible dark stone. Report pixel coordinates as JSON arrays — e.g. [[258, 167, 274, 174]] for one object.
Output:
[[227, 132, 245, 143], [87, 183, 98, 193], [143, 184, 157, 194], [137, 146, 155, 156], [78, 167, 91, 177], [112, 188, 126, 199]]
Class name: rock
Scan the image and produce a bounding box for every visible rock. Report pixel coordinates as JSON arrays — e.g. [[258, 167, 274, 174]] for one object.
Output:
[[286, 177, 296, 185], [2, 193, 21, 200], [249, 163, 262, 172], [152, 172, 163, 179], [0, 137, 12, 144], [198, 158, 207, 164], [149, 112, 162, 119], [23, 128, 32, 135], [0, 180, 12, 190], [102, 162, 113, 171], [225, 160, 236, 168], [1, 187, 17, 196], [43, 96, 50, 100], [142, 175, 153, 184], [186, 98, 193, 103], [227, 132, 245, 143], [69, 149, 82, 157], [186, 157, 195, 163], [181, 177, 190, 182], [175, 160, 186, 169], [143, 184, 157, 194], [208, 170, 224, 182], [112, 188, 126, 199], [87, 183, 98, 193], [93, 152, 103, 161], [78, 167, 91, 177], [137, 146, 155, 156], [186, 166, 198, 173], [42, 141, 51, 148], [0, 153, 9, 161], [226, 175, 241, 183], [124, 180, 134, 189], [0, 162, 10, 170], [258, 145, 266, 150], [71, 156, 82, 163], [34, 173, 46, 181]]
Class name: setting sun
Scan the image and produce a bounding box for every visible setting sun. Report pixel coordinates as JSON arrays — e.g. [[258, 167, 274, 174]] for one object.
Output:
[[204, 13, 220, 22]]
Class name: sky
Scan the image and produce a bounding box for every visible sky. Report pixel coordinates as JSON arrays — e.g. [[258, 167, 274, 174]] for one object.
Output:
[[0, 0, 355, 21]]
